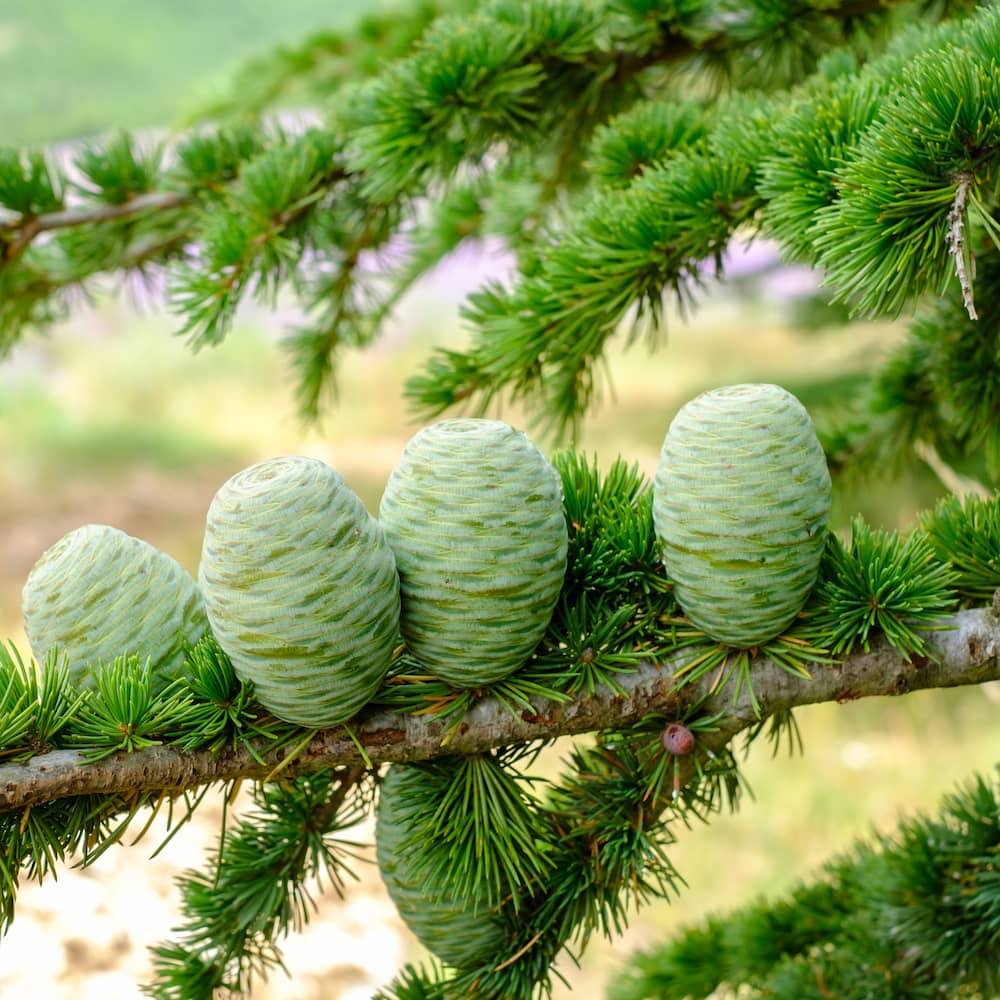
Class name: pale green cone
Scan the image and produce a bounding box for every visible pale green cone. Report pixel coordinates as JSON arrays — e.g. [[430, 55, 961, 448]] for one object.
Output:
[[376, 764, 507, 969], [379, 418, 568, 688], [199, 456, 399, 728], [653, 383, 832, 647], [22, 524, 207, 688]]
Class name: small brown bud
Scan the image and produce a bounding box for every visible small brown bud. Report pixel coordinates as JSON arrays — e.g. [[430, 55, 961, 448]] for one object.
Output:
[[661, 722, 695, 756]]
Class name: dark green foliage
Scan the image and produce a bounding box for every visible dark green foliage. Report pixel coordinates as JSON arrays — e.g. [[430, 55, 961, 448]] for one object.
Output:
[[345, 1, 600, 198], [414, 149, 756, 430], [377, 763, 511, 970], [669, 633, 824, 720], [2, 0, 984, 427], [384, 752, 555, 912], [812, 518, 958, 659], [598, 708, 741, 821], [868, 330, 944, 463], [374, 720, 741, 1000], [67, 655, 192, 762], [922, 492, 1000, 602], [554, 451, 669, 601], [483, 730, 740, 998], [611, 877, 861, 999], [757, 71, 883, 262], [0, 644, 82, 763], [0, 448, 986, 995], [170, 129, 345, 349], [146, 769, 371, 999], [610, 915, 725, 1000], [75, 131, 161, 204], [848, 250, 1000, 479], [814, 36, 1000, 316], [0, 452, 980, 969], [4, 2, 1000, 988], [160, 634, 306, 758], [882, 776, 1000, 994], [374, 963, 449, 1000], [169, 636, 256, 748], [587, 101, 707, 187], [0, 791, 145, 931], [537, 597, 649, 696], [406, 5, 997, 429], [544, 742, 684, 938], [611, 769, 1000, 1000], [0, 151, 61, 216]]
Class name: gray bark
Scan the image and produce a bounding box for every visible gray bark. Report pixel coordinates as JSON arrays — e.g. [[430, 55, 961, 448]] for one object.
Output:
[[1, 606, 997, 811]]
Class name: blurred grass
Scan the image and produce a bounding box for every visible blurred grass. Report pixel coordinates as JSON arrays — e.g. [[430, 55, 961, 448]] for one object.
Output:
[[0, 0, 373, 145]]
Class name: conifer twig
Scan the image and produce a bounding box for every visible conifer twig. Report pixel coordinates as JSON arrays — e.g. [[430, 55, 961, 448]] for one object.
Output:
[[913, 439, 991, 499], [0, 190, 190, 235], [1, 191, 191, 263], [947, 172, 977, 320], [0, 606, 997, 812]]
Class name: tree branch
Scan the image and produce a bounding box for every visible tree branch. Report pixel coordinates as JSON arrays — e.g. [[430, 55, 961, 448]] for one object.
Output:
[[947, 172, 977, 320], [1, 192, 191, 263], [0, 607, 997, 812], [0, 0, 909, 266], [1, 191, 190, 236]]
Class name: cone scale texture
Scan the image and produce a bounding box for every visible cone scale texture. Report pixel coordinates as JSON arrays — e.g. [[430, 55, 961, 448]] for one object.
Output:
[[199, 456, 399, 727], [379, 419, 568, 688], [22, 524, 207, 687], [653, 384, 832, 647], [376, 764, 506, 968]]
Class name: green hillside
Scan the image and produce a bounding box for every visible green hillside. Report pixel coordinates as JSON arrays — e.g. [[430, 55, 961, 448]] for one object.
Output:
[[0, 0, 367, 145]]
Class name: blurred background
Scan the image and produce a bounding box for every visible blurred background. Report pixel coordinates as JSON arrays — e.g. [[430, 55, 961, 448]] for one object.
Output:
[[1, 2, 999, 997]]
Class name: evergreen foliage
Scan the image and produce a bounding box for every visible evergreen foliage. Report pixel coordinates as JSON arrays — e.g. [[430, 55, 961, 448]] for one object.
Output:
[[812, 517, 958, 659], [2, 0, 995, 432], [382, 752, 554, 913], [855, 253, 1000, 480], [610, 768, 1000, 1000], [0, 644, 82, 763], [68, 656, 193, 762], [147, 768, 371, 999], [376, 729, 741, 1000], [923, 492, 1000, 602]]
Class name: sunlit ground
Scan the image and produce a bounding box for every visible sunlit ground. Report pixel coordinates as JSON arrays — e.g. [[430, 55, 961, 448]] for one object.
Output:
[[1, 256, 998, 997]]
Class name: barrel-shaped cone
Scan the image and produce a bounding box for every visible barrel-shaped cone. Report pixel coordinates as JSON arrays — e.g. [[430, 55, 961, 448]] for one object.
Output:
[[22, 524, 207, 687], [379, 419, 567, 688], [199, 456, 399, 727], [653, 383, 831, 647]]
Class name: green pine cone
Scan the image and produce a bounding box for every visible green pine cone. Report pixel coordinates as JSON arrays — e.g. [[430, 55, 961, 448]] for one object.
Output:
[[653, 383, 832, 647], [199, 456, 399, 728], [379, 419, 568, 688], [376, 764, 507, 969], [22, 524, 207, 688]]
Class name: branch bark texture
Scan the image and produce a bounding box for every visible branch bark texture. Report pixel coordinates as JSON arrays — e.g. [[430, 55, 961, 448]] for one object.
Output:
[[1, 607, 997, 812]]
